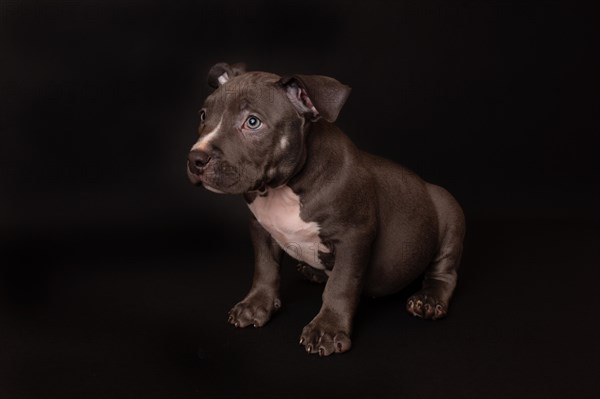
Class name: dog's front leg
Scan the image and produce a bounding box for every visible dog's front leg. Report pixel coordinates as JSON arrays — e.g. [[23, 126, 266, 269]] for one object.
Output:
[[228, 217, 283, 328], [299, 232, 373, 356]]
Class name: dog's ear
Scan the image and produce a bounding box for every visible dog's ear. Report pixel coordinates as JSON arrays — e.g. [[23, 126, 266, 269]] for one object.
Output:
[[279, 74, 351, 123], [207, 62, 246, 88]]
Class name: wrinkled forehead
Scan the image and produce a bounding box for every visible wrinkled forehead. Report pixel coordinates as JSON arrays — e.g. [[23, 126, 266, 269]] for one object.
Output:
[[203, 71, 286, 113]]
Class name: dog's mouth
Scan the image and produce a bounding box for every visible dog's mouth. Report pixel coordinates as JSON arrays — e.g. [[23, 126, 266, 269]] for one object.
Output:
[[186, 161, 241, 194], [188, 169, 224, 193], [202, 183, 226, 194]]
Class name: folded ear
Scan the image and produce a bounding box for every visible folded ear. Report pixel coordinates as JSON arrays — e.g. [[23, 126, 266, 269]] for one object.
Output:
[[279, 74, 351, 123], [207, 62, 246, 88]]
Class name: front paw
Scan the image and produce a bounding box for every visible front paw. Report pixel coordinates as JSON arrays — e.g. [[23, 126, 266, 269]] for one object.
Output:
[[228, 291, 281, 328], [299, 312, 352, 356]]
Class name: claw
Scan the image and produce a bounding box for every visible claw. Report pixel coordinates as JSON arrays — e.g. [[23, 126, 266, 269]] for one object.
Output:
[[319, 347, 324, 356], [299, 337, 304, 345], [306, 345, 312, 353]]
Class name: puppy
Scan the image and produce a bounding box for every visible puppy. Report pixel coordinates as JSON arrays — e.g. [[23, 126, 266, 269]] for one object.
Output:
[[187, 62, 465, 356]]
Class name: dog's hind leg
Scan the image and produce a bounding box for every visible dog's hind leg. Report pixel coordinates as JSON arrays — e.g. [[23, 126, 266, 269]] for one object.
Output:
[[407, 184, 465, 320]]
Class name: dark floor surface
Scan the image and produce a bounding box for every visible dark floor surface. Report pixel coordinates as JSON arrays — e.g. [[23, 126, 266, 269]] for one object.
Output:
[[1, 218, 599, 399]]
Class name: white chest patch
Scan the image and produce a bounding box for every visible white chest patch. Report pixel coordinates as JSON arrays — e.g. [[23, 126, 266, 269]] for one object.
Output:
[[247, 186, 330, 270]]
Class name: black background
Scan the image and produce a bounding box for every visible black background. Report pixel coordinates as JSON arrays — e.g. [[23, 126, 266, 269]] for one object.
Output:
[[1, 1, 598, 398]]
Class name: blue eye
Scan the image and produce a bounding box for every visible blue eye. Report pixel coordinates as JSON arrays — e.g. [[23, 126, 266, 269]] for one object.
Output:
[[244, 115, 262, 129]]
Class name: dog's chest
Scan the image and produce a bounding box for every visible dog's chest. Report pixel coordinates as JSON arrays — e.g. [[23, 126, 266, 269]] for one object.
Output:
[[247, 186, 329, 269]]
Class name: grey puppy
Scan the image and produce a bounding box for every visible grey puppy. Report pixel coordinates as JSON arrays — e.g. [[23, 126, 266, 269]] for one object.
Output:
[[187, 62, 465, 356]]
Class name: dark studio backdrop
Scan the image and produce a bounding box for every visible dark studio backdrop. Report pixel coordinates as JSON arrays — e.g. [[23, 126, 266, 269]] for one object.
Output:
[[1, 0, 598, 398]]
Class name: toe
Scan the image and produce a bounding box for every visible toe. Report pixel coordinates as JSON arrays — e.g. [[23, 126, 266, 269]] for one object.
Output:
[[317, 334, 335, 357], [415, 299, 424, 315], [333, 332, 351, 353], [235, 309, 253, 328], [423, 302, 435, 318], [407, 299, 415, 314], [433, 303, 446, 319], [299, 328, 319, 354]]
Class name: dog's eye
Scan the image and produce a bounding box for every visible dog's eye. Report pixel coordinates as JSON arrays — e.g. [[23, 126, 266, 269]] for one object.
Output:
[[199, 110, 206, 122], [244, 115, 262, 130]]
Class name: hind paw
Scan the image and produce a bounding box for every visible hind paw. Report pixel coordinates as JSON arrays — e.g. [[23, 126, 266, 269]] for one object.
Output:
[[406, 293, 447, 320]]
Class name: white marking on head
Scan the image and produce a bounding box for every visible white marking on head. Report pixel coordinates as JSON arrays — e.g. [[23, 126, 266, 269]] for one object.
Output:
[[217, 72, 229, 85], [279, 136, 289, 150], [191, 116, 223, 152]]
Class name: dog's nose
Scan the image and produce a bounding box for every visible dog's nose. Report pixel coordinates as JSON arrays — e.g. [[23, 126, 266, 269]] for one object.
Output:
[[188, 150, 211, 174]]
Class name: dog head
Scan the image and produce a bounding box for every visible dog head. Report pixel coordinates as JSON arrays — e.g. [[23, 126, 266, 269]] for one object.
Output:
[[187, 62, 351, 194]]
